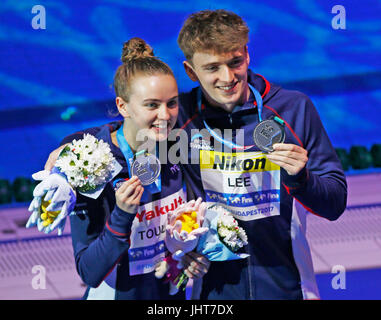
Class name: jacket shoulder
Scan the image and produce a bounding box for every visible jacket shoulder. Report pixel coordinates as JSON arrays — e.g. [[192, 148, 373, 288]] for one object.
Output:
[[177, 88, 198, 125]]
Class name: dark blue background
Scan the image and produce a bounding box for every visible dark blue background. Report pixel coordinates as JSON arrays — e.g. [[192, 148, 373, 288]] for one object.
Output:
[[1, 1, 380, 179]]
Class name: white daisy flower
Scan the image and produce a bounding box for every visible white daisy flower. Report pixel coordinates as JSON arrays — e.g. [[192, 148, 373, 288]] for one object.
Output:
[[210, 204, 249, 252], [55, 134, 115, 192]]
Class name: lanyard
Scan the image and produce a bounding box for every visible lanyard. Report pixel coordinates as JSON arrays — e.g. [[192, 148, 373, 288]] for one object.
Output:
[[116, 125, 161, 199], [197, 84, 263, 151]]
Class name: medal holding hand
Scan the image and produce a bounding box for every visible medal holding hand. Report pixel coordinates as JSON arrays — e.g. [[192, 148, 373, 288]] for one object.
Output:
[[266, 143, 309, 176], [115, 176, 144, 214]]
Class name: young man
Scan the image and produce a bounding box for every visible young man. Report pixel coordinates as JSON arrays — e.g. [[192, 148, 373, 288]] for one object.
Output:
[[175, 9, 347, 299]]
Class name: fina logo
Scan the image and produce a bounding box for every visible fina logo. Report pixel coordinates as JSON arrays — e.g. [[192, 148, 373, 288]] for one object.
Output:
[[190, 133, 213, 150]]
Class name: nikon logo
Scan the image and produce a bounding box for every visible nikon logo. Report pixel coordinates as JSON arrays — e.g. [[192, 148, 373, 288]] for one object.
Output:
[[212, 155, 266, 171]]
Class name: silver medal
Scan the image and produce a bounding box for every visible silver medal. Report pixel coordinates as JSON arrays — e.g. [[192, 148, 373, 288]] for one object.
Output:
[[131, 153, 161, 185], [253, 118, 285, 153]]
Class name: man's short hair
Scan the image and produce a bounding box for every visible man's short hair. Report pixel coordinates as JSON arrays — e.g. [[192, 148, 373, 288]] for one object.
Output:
[[177, 9, 249, 62]]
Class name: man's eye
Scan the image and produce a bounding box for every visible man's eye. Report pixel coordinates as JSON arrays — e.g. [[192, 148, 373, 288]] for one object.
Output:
[[229, 59, 243, 68], [205, 65, 218, 72]]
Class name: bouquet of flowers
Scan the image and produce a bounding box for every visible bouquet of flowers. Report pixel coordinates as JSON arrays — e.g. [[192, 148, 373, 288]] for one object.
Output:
[[196, 204, 249, 261], [55, 133, 116, 192], [156, 200, 249, 296], [155, 198, 208, 295], [27, 134, 117, 235]]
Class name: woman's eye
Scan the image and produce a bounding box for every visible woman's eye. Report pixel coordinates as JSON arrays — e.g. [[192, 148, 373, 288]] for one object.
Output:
[[146, 102, 158, 108], [167, 100, 178, 108]]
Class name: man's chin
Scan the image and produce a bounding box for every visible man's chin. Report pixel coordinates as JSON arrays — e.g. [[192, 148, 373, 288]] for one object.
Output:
[[213, 96, 240, 112]]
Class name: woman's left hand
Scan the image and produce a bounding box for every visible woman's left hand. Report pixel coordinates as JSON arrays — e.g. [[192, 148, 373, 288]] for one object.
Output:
[[182, 251, 210, 279]]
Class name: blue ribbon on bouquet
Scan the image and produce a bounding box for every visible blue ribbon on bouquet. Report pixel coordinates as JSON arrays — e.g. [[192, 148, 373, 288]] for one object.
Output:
[[196, 209, 249, 261]]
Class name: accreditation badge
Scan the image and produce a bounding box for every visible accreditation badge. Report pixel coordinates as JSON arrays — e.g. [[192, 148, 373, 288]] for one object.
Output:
[[127, 188, 186, 276], [200, 150, 281, 221]]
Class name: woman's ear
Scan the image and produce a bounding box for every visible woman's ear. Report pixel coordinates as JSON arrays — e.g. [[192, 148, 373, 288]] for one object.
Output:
[[183, 60, 199, 82], [115, 97, 130, 118]]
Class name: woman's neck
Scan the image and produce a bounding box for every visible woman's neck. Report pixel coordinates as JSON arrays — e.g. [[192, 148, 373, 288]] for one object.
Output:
[[122, 121, 140, 154], [112, 120, 155, 154]]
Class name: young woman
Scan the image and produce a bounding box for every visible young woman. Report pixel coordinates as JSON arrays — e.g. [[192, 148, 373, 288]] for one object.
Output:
[[28, 38, 209, 299]]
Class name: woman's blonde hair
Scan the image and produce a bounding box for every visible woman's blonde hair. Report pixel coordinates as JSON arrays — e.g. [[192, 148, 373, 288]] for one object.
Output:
[[113, 37, 174, 101]]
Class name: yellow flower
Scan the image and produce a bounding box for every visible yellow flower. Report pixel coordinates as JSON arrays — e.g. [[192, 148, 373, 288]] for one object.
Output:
[[40, 199, 61, 226], [175, 211, 199, 233]]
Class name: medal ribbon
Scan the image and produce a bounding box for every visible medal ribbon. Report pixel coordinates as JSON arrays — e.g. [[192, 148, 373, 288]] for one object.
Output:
[[116, 126, 161, 200], [197, 84, 263, 151]]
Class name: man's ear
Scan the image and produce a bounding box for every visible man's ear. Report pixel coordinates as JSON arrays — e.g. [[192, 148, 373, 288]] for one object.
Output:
[[183, 60, 198, 82], [115, 97, 129, 118]]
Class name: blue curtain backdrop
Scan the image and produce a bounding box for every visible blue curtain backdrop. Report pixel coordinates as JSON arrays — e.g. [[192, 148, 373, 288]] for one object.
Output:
[[1, 0, 380, 180]]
